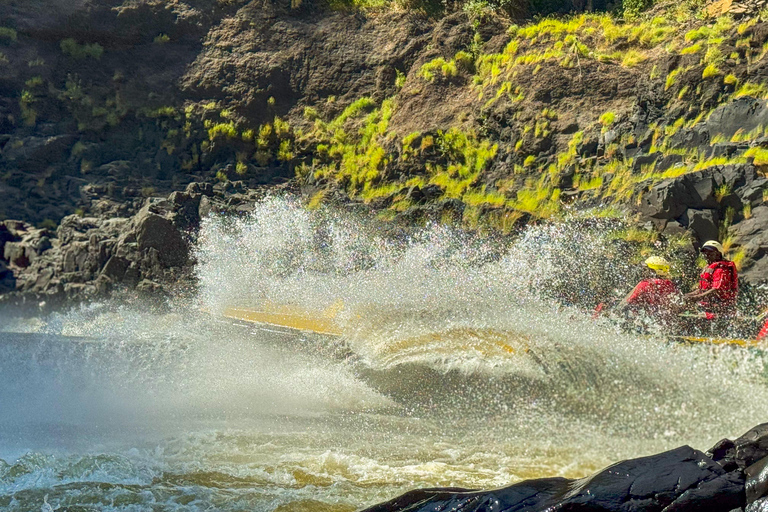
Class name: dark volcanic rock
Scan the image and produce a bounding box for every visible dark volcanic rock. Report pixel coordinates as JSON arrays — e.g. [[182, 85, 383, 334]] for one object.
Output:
[[0, 181, 267, 307], [363, 445, 745, 512], [640, 164, 758, 226], [707, 98, 768, 140], [134, 205, 189, 267], [681, 208, 720, 244], [366, 424, 768, 512]]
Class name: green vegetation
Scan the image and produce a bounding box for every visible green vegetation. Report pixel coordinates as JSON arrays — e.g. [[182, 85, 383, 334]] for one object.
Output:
[[745, 147, 768, 166], [19, 89, 36, 126], [60, 38, 104, 59], [702, 64, 720, 79], [0, 27, 17, 43], [420, 57, 458, 81]]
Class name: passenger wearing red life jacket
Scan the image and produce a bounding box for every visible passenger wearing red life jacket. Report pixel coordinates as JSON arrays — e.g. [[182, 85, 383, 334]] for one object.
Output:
[[620, 256, 680, 323], [684, 240, 738, 317]]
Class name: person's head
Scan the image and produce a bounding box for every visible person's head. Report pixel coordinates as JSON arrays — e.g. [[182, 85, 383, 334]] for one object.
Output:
[[644, 256, 670, 277], [701, 240, 724, 263]]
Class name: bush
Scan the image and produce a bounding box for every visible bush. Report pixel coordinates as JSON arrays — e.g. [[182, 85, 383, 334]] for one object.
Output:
[[60, 38, 103, 59], [0, 27, 17, 43], [622, 0, 653, 18]]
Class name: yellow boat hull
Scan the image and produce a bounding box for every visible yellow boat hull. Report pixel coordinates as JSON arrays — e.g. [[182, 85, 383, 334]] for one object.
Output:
[[221, 305, 764, 350], [222, 305, 344, 336], [673, 335, 763, 348]]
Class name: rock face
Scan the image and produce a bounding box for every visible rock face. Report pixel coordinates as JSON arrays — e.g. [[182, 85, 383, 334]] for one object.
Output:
[[638, 162, 768, 283], [0, 180, 273, 308], [363, 424, 768, 512]]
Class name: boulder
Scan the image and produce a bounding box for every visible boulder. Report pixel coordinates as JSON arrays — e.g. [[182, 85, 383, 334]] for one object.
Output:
[[656, 154, 684, 173], [641, 179, 697, 219], [681, 209, 720, 244], [639, 166, 755, 220], [738, 178, 768, 205], [730, 206, 768, 260], [633, 152, 661, 172], [707, 98, 768, 141], [749, 498, 768, 512], [62, 242, 89, 274], [134, 206, 189, 267], [3, 242, 30, 268], [0, 134, 76, 170], [362, 446, 745, 512], [101, 255, 130, 282], [746, 456, 768, 505], [710, 424, 768, 471], [667, 126, 709, 151]]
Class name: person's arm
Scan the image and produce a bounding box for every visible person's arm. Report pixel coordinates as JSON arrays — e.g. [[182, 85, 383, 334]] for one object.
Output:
[[620, 282, 645, 309]]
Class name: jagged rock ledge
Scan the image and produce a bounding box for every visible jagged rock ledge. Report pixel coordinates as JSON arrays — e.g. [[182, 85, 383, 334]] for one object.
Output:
[[0, 180, 291, 312], [362, 423, 768, 512]]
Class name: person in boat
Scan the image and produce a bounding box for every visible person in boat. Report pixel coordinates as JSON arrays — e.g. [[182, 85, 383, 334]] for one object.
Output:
[[683, 240, 738, 321], [618, 256, 680, 325]]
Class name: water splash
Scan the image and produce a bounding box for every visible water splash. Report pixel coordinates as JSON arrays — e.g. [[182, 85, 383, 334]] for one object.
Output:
[[2, 195, 768, 511]]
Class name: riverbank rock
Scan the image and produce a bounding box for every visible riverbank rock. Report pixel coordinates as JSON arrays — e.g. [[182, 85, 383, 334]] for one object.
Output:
[[0, 181, 274, 309], [364, 424, 768, 512]]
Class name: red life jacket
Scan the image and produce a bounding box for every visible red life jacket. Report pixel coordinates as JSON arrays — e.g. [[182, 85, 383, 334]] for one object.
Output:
[[699, 260, 738, 310], [626, 278, 678, 307], [757, 317, 768, 341]]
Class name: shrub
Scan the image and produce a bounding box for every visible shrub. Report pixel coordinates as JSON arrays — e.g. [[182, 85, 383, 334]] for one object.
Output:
[[702, 64, 720, 79], [420, 57, 463, 81], [665, 68, 681, 90], [621, 50, 646, 67], [60, 38, 103, 59], [622, 0, 654, 18], [303, 106, 319, 120], [679, 43, 702, 55], [395, 69, 406, 89], [154, 34, 170, 44], [746, 147, 768, 165], [600, 111, 615, 127], [0, 27, 17, 43], [454, 51, 475, 73], [207, 122, 238, 140], [734, 82, 768, 98]]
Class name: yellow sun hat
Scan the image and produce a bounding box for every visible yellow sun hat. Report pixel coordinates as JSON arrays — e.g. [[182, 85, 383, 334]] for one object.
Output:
[[644, 256, 671, 275]]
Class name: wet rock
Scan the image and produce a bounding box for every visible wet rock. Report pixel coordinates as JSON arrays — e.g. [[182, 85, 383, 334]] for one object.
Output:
[[729, 207, 768, 282], [746, 456, 768, 504], [641, 179, 696, 219], [363, 445, 745, 512], [748, 498, 768, 512], [639, 166, 756, 220], [716, 424, 768, 471]]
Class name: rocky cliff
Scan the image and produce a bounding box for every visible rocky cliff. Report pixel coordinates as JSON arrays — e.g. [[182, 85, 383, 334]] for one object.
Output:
[[3, 0, 768, 304]]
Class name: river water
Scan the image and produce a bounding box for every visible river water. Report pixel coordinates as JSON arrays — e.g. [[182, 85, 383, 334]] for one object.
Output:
[[1, 197, 767, 511]]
